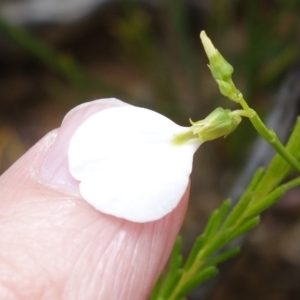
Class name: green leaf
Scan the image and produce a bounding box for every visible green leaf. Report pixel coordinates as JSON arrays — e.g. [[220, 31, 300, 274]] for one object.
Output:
[[247, 176, 300, 218], [169, 236, 183, 273], [222, 167, 264, 229], [253, 118, 300, 199], [228, 216, 260, 242], [159, 269, 183, 298], [204, 199, 231, 239], [149, 275, 163, 300], [185, 200, 232, 270], [205, 247, 240, 267], [158, 237, 183, 298], [199, 233, 230, 262], [184, 234, 206, 269], [176, 267, 218, 298]]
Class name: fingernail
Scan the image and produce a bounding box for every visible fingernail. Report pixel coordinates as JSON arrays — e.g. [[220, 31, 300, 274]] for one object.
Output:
[[40, 98, 131, 193]]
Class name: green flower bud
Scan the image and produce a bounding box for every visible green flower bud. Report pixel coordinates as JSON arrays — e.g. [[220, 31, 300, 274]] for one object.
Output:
[[190, 107, 242, 141], [200, 31, 234, 82]]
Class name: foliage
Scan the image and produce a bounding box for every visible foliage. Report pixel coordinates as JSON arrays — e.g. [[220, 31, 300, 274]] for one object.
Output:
[[151, 116, 300, 299], [149, 32, 300, 299]]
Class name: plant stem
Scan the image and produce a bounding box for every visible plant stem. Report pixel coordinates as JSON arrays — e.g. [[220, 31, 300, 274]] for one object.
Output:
[[238, 97, 300, 173]]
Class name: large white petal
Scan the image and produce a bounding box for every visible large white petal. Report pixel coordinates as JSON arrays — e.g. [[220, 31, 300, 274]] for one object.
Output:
[[68, 105, 200, 222]]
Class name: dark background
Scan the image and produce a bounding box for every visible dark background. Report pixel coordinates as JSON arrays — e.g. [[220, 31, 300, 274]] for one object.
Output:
[[1, 0, 300, 299]]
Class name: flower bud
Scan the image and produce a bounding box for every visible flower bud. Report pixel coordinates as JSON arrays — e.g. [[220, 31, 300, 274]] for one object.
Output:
[[200, 31, 234, 82], [190, 107, 242, 141]]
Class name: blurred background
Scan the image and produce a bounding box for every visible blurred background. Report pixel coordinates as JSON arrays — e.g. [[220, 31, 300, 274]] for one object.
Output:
[[1, 0, 300, 299]]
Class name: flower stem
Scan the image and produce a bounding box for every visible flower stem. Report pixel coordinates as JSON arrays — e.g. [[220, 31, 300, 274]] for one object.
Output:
[[200, 30, 300, 173], [238, 96, 300, 173]]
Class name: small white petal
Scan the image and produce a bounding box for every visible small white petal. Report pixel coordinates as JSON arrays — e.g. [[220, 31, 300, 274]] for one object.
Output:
[[200, 31, 218, 59], [68, 104, 201, 222]]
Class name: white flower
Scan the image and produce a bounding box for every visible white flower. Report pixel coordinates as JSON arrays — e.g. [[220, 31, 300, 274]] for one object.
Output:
[[68, 99, 201, 223]]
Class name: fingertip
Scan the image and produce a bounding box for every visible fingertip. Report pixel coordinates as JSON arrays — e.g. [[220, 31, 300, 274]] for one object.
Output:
[[62, 98, 132, 125]]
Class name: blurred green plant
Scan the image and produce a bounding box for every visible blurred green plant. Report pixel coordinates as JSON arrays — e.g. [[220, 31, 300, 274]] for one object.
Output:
[[114, 0, 201, 117], [150, 31, 300, 299], [0, 15, 127, 99], [151, 126, 300, 299]]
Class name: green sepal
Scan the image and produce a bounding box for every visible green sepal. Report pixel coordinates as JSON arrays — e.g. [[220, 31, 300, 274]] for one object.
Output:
[[209, 51, 234, 82], [190, 107, 242, 141]]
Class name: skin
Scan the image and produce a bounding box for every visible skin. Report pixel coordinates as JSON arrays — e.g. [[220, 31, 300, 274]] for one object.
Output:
[[0, 99, 189, 300]]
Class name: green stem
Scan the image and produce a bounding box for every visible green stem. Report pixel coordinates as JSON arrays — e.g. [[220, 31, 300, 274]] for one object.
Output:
[[238, 97, 300, 173], [167, 229, 225, 300]]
